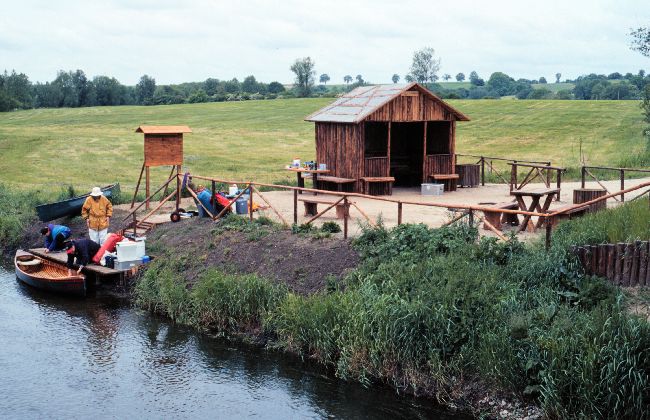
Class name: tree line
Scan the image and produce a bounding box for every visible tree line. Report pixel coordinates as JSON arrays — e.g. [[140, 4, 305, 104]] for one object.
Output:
[[0, 70, 296, 112]]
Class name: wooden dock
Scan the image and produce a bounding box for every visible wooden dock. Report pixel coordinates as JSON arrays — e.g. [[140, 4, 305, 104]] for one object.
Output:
[[28, 248, 122, 277]]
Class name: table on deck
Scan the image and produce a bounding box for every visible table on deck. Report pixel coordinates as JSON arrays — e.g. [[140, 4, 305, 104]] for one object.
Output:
[[284, 168, 330, 194], [510, 188, 560, 232]]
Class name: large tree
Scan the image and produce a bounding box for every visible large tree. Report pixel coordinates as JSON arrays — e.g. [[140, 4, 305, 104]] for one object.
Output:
[[409, 47, 440, 83], [319, 73, 330, 85], [343, 75, 352, 84], [136, 75, 156, 105], [391, 74, 400, 83], [455, 72, 465, 82], [290, 57, 316, 97], [487, 72, 515, 96]]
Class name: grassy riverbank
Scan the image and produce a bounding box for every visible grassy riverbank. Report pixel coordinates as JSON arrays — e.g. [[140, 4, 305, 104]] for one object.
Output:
[[0, 99, 647, 193], [134, 204, 650, 419]]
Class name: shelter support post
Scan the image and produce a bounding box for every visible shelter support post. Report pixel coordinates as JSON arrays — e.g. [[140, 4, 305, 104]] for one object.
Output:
[[131, 163, 145, 209], [176, 165, 181, 211], [249, 182, 254, 222], [145, 166, 150, 210]]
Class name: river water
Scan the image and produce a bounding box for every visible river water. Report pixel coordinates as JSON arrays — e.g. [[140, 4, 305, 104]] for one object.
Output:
[[0, 267, 465, 419]]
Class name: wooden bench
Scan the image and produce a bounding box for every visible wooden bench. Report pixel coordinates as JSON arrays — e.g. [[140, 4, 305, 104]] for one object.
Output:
[[317, 175, 356, 192], [429, 174, 459, 192], [298, 197, 350, 219], [482, 201, 520, 230], [549, 204, 590, 226], [360, 176, 395, 196]]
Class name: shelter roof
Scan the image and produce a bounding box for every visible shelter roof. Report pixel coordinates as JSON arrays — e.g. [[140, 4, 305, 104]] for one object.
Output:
[[304, 83, 470, 123], [135, 125, 193, 134]]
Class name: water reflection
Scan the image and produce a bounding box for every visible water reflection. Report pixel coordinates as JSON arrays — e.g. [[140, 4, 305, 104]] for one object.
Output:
[[0, 268, 467, 419]]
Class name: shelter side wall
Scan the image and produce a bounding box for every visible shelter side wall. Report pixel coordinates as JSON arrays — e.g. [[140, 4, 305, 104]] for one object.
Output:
[[365, 93, 455, 122], [315, 122, 363, 181]]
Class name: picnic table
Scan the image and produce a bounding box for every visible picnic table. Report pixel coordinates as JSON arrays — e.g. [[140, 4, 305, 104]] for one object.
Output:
[[285, 167, 330, 194], [511, 187, 559, 232]]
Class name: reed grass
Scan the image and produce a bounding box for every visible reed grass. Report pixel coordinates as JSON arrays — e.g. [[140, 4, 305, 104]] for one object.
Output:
[[132, 202, 650, 418]]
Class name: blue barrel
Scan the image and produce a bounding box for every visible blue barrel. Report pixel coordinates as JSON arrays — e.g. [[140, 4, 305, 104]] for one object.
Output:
[[235, 197, 249, 214]]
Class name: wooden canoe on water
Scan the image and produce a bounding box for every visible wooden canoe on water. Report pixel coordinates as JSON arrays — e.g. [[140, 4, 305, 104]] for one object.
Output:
[[35, 183, 120, 222], [14, 250, 86, 297]]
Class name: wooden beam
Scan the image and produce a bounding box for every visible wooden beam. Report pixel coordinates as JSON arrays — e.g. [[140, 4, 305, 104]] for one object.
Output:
[[251, 186, 289, 226], [131, 163, 145, 209]]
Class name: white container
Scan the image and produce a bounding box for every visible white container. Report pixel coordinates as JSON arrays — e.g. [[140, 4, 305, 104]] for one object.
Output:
[[292, 157, 300, 167], [114, 259, 142, 271], [115, 240, 146, 261], [421, 183, 444, 196], [318, 163, 327, 170], [229, 184, 238, 195]]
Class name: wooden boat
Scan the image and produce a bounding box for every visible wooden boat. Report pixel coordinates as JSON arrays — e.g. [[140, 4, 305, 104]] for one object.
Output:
[[14, 250, 86, 297], [35, 183, 120, 222]]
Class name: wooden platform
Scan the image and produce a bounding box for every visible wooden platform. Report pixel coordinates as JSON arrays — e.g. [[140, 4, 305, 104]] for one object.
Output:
[[28, 248, 121, 277]]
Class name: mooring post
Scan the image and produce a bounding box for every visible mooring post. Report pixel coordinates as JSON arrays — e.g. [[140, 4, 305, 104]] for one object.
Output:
[[293, 189, 298, 225], [510, 162, 517, 192], [397, 202, 403, 225], [545, 219, 552, 250], [343, 197, 348, 239], [581, 166, 586, 189], [468, 209, 474, 226]]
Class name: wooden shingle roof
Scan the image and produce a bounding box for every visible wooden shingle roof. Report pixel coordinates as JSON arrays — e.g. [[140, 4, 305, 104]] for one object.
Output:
[[135, 125, 192, 134], [305, 82, 469, 123]]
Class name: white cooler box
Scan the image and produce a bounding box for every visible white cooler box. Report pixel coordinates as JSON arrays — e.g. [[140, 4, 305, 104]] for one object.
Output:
[[115, 240, 146, 261], [421, 183, 444, 196]]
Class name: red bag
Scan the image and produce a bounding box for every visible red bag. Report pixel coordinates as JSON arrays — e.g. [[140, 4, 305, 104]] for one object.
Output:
[[92, 233, 123, 264]]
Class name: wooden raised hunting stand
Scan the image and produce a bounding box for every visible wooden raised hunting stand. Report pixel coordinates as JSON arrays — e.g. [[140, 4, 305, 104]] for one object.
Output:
[[132, 125, 192, 210], [305, 83, 469, 196]]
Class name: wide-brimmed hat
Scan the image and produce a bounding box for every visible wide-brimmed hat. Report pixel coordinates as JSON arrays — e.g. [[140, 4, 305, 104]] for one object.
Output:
[[90, 187, 103, 197]]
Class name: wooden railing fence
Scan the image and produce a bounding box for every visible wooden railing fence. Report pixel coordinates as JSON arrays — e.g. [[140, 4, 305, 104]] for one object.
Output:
[[509, 162, 566, 201], [120, 172, 650, 251], [455, 154, 551, 186], [581, 165, 650, 202]]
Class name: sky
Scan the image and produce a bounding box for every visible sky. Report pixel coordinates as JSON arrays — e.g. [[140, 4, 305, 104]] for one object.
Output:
[[1, 0, 649, 86]]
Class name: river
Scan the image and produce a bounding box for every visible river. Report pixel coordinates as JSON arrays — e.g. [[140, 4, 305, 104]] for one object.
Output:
[[0, 267, 466, 419]]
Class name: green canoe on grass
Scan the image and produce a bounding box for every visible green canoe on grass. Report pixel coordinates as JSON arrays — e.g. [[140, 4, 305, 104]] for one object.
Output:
[[35, 183, 120, 222]]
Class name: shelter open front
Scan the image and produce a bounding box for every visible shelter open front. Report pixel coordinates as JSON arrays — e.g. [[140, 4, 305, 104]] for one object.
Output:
[[390, 122, 424, 187]]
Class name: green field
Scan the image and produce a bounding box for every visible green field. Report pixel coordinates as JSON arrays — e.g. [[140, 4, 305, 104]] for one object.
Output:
[[0, 99, 646, 193]]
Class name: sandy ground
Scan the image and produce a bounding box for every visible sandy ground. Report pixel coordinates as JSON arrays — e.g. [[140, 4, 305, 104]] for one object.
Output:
[[116, 177, 650, 238]]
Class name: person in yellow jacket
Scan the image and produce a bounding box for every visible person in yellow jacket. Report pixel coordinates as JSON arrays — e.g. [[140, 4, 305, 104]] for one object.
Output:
[[81, 187, 113, 245]]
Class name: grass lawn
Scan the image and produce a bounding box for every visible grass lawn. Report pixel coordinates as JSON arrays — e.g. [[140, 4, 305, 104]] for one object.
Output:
[[531, 82, 575, 92], [0, 98, 646, 193]]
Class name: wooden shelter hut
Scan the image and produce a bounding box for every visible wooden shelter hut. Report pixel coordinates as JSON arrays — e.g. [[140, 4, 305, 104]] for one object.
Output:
[[305, 83, 469, 195]]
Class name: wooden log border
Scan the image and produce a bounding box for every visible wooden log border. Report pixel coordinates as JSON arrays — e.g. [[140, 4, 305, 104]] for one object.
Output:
[[572, 241, 650, 287]]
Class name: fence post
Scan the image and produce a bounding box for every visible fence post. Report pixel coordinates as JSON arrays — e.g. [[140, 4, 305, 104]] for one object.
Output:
[[211, 180, 217, 212], [293, 189, 298, 225], [343, 197, 348, 239], [510, 162, 517, 192], [481, 157, 485, 186], [397, 202, 403, 225], [249, 183, 254, 221], [620, 169, 625, 202], [556, 170, 562, 201], [581, 166, 586, 189], [468, 209, 474, 226]]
